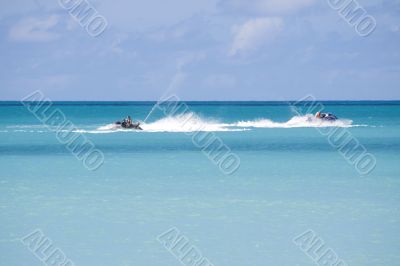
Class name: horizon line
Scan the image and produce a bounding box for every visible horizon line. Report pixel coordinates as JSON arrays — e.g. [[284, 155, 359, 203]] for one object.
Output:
[[1, 99, 400, 102]]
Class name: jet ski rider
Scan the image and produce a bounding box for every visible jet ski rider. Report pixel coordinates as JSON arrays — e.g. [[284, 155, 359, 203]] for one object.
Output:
[[123, 116, 133, 127], [315, 112, 325, 119]]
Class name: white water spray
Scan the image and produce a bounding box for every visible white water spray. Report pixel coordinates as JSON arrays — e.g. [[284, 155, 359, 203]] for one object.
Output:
[[143, 71, 186, 123]]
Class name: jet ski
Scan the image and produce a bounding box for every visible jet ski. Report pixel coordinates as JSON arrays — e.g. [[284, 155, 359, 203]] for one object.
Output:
[[115, 120, 143, 130], [316, 112, 338, 121]]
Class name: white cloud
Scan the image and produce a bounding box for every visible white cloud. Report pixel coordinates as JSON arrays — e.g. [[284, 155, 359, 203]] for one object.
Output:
[[229, 17, 283, 56], [220, 0, 315, 15], [9, 15, 60, 42]]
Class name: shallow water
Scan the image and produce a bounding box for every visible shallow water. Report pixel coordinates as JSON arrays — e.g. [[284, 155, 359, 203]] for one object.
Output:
[[0, 101, 399, 265]]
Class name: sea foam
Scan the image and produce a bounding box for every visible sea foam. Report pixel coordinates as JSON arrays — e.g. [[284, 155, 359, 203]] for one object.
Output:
[[88, 113, 355, 133], [6, 113, 358, 134]]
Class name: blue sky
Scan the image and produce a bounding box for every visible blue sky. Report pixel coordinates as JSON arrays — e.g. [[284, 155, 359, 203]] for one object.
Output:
[[0, 0, 399, 100]]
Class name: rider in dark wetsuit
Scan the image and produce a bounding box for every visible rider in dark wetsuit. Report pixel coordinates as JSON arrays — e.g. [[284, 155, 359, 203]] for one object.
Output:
[[122, 116, 132, 128], [315, 112, 337, 121], [127, 116, 132, 126]]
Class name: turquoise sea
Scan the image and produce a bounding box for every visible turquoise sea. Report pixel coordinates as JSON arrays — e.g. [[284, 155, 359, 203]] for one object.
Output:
[[0, 101, 399, 266]]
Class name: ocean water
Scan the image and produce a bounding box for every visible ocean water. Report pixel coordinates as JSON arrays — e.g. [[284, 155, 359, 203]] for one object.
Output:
[[0, 101, 399, 266]]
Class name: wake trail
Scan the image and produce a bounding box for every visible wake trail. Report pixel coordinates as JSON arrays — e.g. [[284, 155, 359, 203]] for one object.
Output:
[[76, 114, 360, 134], [5, 114, 362, 134]]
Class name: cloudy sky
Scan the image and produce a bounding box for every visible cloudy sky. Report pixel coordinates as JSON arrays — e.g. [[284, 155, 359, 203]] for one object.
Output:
[[0, 0, 399, 100]]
